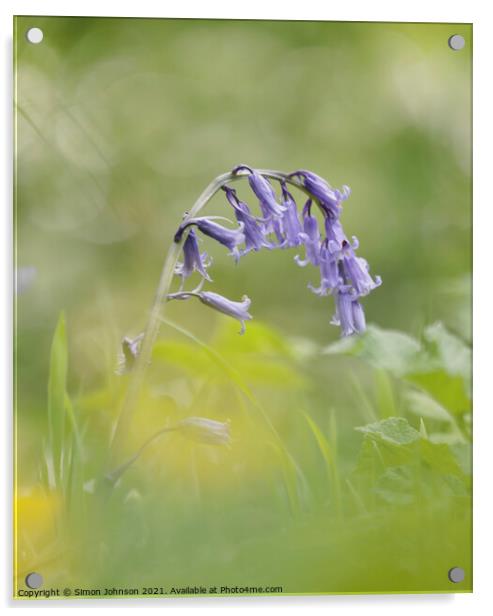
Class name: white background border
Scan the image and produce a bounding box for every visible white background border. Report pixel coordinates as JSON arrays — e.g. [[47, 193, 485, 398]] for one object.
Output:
[[2, 1, 491, 613]]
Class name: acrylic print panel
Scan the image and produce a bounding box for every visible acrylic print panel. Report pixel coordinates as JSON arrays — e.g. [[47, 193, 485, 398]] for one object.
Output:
[[13, 16, 472, 598]]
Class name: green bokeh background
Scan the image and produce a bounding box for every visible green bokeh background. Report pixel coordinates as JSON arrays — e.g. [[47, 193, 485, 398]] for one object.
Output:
[[14, 17, 472, 597]]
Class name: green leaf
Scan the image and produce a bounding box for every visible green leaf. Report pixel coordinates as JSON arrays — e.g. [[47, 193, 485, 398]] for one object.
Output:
[[405, 390, 454, 422], [324, 323, 471, 413], [353, 418, 422, 476], [355, 417, 421, 446], [47, 312, 68, 487], [423, 322, 471, 388], [152, 340, 217, 378], [229, 356, 305, 389], [373, 466, 414, 505], [406, 371, 470, 415], [420, 440, 466, 478], [213, 319, 294, 358], [323, 325, 424, 377]]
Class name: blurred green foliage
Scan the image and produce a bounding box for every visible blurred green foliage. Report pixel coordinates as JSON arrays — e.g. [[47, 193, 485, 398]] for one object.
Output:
[[14, 17, 471, 596]]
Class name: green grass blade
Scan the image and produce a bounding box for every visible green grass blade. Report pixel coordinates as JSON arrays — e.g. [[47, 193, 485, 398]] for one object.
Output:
[[47, 312, 68, 488], [268, 440, 301, 518], [374, 368, 397, 418], [303, 411, 342, 517]]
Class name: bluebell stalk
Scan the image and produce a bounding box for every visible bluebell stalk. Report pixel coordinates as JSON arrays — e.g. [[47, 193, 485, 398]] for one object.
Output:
[[111, 164, 382, 470], [168, 290, 252, 334], [167, 165, 381, 338]]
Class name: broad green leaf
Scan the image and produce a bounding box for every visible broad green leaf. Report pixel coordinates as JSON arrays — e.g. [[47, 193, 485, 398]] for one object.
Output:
[[373, 466, 414, 505], [230, 356, 305, 389], [355, 417, 421, 446], [420, 440, 465, 478], [406, 371, 470, 415], [153, 340, 217, 378], [323, 325, 425, 377], [405, 390, 454, 422], [353, 432, 417, 477], [449, 442, 472, 476], [213, 319, 294, 358], [423, 322, 471, 388], [324, 323, 471, 413], [47, 312, 68, 487]]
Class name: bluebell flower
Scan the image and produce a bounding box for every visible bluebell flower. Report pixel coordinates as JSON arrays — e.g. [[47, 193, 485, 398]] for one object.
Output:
[[223, 187, 272, 254], [175, 217, 245, 262], [324, 215, 346, 252], [178, 417, 231, 446], [331, 286, 366, 336], [233, 165, 286, 219], [341, 240, 382, 296], [170, 165, 380, 339], [174, 228, 212, 284], [168, 290, 252, 334], [290, 170, 350, 218], [308, 239, 340, 296], [279, 182, 303, 248], [271, 218, 285, 246], [295, 200, 321, 267], [351, 299, 366, 333], [117, 333, 144, 374]]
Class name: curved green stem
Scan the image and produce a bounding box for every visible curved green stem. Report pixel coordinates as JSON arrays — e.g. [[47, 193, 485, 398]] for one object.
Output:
[[108, 168, 319, 464], [107, 426, 177, 485]]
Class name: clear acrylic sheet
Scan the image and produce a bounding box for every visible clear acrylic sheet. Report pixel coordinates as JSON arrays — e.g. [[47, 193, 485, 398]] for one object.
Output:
[[13, 16, 472, 599]]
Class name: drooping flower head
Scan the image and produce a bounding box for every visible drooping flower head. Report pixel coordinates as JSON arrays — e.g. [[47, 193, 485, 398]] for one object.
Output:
[[341, 240, 382, 297], [290, 170, 350, 218], [177, 417, 231, 446], [167, 164, 380, 338], [279, 182, 303, 248], [223, 186, 272, 254], [168, 290, 252, 334], [233, 165, 286, 219], [324, 214, 347, 254], [175, 228, 212, 284], [331, 286, 366, 337], [308, 238, 340, 296], [117, 333, 144, 374], [295, 200, 321, 267], [175, 216, 245, 262]]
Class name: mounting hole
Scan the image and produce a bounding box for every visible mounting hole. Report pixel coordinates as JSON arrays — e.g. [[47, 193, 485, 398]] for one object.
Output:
[[26, 27, 44, 44], [25, 572, 43, 589], [448, 566, 465, 583], [448, 34, 465, 51]]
